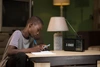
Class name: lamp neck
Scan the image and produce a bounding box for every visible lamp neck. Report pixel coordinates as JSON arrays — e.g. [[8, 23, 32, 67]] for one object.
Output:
[[60, 5, 63, 17]]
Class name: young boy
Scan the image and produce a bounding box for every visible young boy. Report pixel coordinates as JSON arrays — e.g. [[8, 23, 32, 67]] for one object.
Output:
[[5, 16, 46, 67]]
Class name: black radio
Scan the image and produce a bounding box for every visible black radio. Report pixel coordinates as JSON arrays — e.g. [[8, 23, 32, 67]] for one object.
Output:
[[63, 38, 84, 52]]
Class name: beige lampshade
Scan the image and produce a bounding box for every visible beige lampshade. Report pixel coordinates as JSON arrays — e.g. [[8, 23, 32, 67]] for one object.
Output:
[[47, 17, 69, 32], [53, 0, 70, 6]]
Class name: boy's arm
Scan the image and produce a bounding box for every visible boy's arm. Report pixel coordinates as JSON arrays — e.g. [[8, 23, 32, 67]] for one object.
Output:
[[7, 44, 45, 56]]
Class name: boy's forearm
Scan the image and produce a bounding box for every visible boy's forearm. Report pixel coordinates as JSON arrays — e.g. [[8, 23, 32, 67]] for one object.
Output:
[[7, 48, 36, 56]]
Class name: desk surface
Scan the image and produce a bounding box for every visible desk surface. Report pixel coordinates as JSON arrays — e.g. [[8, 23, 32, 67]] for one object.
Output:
[[26, 50, 100, 66], [26, 50, 100, 57]]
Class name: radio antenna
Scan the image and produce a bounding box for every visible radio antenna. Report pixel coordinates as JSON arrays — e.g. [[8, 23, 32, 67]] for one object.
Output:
[[65, 19, 80, 38]]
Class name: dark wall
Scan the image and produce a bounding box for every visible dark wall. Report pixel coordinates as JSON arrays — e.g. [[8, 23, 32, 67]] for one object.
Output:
[[32, 0, 93, 50]]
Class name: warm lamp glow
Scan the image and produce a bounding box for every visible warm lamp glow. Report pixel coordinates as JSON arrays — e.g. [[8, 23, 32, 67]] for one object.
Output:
[[47, 17, 68, 32], [53, 0, 70, 16], [53, 0, 70, 6]]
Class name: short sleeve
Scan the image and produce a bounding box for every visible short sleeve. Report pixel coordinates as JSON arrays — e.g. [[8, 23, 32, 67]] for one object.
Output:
[[9, 30, 21, 48]]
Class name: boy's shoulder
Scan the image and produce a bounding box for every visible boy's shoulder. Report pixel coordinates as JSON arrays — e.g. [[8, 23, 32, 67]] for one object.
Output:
[[14, 30, 21, 33], [12, 30, 22, 36]]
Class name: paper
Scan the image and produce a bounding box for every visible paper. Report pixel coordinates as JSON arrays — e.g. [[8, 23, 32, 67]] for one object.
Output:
[[31, 51, 55, 55]]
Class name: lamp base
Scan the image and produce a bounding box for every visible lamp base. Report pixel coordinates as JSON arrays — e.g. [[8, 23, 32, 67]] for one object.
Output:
[[54, 32, 63, 50]]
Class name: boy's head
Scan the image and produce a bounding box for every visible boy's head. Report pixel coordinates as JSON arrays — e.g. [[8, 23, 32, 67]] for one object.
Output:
[[26, 16, 44, 37]]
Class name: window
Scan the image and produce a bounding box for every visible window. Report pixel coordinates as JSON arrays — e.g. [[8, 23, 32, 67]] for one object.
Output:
[[2, 0, 32, 27]]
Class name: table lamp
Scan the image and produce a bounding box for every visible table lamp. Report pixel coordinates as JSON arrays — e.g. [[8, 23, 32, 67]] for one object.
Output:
[[47, 17, 68, 50], [53, 0, 70, 16]]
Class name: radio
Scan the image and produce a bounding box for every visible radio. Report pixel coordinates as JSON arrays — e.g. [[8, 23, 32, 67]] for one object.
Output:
[[64, 20, 84, 52], [63, 38, 84, 52]]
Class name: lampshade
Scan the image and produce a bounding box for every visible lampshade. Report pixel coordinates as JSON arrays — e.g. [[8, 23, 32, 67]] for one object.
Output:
[[53, 0, 70, 6], [47, 17, 68, 32]]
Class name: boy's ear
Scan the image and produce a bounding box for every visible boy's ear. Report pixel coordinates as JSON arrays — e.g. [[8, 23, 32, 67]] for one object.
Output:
[[28, 23, 33, 28]]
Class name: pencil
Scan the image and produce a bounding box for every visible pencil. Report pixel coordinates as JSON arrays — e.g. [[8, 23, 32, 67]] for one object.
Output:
[[34, 40, 37, 45]]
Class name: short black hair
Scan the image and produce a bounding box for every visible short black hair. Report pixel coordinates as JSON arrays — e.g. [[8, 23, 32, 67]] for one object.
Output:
[[26, 16, 44, 26]]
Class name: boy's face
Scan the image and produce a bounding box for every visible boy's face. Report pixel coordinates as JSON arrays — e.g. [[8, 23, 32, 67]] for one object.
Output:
[[29, 23, 43, 38]]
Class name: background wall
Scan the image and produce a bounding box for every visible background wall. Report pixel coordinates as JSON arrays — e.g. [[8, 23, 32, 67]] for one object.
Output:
[[0, 0, 2, 31], [32, 0, 93, 50], [66, 0, 93, 33]]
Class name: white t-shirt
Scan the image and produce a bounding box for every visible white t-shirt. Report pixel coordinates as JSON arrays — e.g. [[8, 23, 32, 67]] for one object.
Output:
[[9, 30, 34, 49]]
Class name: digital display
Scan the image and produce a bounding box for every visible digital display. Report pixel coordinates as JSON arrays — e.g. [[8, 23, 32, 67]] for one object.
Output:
[[66, 43, 74, 47]]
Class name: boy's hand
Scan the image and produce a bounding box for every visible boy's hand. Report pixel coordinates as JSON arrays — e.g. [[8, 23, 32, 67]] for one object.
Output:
[[31, 45, 42, 52], [40, 44, 50, 51], [31, 44, 50, 52], [31, 44, 46, 52]]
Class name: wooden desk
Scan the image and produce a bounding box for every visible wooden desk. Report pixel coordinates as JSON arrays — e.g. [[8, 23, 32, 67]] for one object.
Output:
[[26, 50, 100, 67]]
